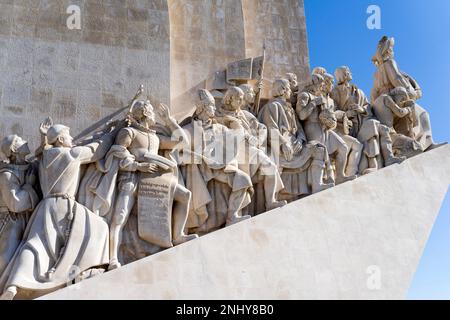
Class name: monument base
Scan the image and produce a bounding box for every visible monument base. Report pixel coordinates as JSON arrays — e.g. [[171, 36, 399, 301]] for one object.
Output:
[[41, 145, 450, 300]]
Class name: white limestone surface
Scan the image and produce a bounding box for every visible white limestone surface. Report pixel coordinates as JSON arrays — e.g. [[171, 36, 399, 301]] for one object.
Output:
[[41, 145, 450, 300]]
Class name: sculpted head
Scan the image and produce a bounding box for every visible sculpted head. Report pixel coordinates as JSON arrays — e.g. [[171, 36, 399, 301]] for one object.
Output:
[[238, 84, 255, 104], [129, 99, 156, 127], [313, 67, 334, 94], [305, 74, 324, 96], [194, 89, 216, 120], [312, 67, 327, 76], [223, 86, 245, 111], [372, 36, 395, 66], [272, 79, 291, 100], [335, 66, 352, 85], [390, 87, 409, 105], [47, 124, 73, 148], [285, 73, 298, 90], [319, 108, 337, 131], [1, 134, 30, 161]]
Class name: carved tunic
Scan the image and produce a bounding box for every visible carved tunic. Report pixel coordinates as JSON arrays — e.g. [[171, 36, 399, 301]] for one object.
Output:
[[0, 136, 113, 297]]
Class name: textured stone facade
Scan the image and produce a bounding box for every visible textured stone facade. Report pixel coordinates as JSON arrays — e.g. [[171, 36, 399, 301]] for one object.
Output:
[[0, 0, 309, 148], [0, 0, 171, 149]]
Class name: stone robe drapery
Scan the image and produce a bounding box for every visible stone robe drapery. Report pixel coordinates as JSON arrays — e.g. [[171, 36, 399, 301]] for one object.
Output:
[[181, 120, 253, 233], [0, 163, 38, 278], [0, 140, 112, 298], [371, 58, 434, 150], [258, 98, 313, 197]]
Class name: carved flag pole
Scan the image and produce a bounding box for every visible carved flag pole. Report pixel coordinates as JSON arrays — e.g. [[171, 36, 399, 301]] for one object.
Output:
[[253, 42, 266, 116]]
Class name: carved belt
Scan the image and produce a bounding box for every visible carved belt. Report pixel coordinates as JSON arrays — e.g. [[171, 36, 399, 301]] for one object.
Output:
[[44, 193, 75, 200]]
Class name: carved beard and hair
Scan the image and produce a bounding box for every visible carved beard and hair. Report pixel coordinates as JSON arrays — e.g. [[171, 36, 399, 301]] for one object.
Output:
[[272, 79, 291, 99], [193, 89, 217, 123], [222, 86, 245, 112], [126, 99, 155, 132]]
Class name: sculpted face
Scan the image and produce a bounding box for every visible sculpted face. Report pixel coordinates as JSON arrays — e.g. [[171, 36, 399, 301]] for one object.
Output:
[[394, 92, 408, 106], [204, 102, 216, 118], [323, 78, 333, 94], [284, 85, 292, 100], [244, 88, 255, 104], [143, 102, 156, 127], [345, 68, 352, 82], [58, 130, 74, 148], [230, 92, 244, 111]]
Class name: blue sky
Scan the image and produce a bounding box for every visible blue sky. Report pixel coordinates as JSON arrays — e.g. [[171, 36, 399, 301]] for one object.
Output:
[[304, 0, 450, 299]]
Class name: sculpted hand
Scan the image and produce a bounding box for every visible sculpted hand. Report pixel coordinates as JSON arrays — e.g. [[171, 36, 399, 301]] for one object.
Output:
[[39, 117, 53, 135], [138, 163, 159, 174], [255, 79, 263, 93], [282, 143, 294, 162], [156, 103, 172, 123]]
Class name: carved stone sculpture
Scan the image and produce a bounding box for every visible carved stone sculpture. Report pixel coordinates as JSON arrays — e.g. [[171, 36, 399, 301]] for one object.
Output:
[[0, 136, 39, 279], [258, 79, 333, 202], [286, 72, 299, 107], [216, 87, 286, 212], [181, 89, 254, 233], [332, 66, 404, 174], [0, 122, 115, 300], [315, 69, 363, 177], [371, 36, 443, 152], [297, 73, 357, 183], [372, 87, 424, 158]]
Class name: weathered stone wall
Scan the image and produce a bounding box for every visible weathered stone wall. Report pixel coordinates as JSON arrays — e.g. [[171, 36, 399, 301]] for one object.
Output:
[[242, 0, 309, 96], [0, 0, 170, 149], [0, 0, 309, 148], [168, 0, 247, 118], [169, 0, 310, 118]]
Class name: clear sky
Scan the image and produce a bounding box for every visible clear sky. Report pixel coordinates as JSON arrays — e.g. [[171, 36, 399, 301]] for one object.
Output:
[[304, 0, 450, 299]]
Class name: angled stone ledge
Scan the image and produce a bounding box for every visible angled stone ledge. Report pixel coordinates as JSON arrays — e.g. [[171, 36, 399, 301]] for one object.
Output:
[[41, 145, 450, 300]]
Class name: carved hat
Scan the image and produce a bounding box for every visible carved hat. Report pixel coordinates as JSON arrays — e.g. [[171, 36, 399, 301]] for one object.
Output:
[[1, 134, 21, 158], [195, 89, 215, 107], [194, 89, 215, 116]]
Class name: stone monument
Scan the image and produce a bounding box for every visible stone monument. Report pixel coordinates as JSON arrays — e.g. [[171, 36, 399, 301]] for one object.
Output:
[[0, 1, 447, 300]]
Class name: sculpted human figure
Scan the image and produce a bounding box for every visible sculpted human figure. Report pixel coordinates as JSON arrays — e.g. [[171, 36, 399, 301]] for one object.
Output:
[[108, 100, 198, 269], [0, 135, 39, 278], [258, 79, 333, 202], [0, 121, 115, 300], [297, 74, 357, 183], [286, 72, 299, 107], [372, 87, 424, 157], [371, 36, 441, 151], [216, 87, 286, 212], [313, 68, 363, 177], [181, 89, 254, 232], [238, 81, 262, 115], [332, 66, 404, 174]]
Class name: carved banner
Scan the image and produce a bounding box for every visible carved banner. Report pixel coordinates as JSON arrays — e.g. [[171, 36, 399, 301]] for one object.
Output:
[[137, 170, 177, 248]]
